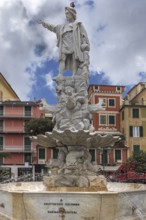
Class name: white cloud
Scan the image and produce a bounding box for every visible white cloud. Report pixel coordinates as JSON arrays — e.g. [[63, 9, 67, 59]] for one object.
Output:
[[0, 0, 146, 101], [44, 71, 55, 91], [85, 0, 146, 85]]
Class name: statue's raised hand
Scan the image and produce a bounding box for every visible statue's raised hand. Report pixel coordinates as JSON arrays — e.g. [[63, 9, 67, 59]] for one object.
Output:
[[37, 20, 49, 28], [37, 20, 44, 25]]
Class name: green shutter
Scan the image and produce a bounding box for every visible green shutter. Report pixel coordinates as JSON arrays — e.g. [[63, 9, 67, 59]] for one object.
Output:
[[140, 126, 143, 137], [115, 150, 121, 161], [24, 137, 31, 151], [89, 149, 96, 162], [53, 148, 59, 159], [133, 145, 140, 155], [25, 106, 31, 116], [0, 106, 3, 116], [129, 126, 133, 137], [0, 136, 3, 150], [133, 109, 139, 118], [39, 148, 45, 159]]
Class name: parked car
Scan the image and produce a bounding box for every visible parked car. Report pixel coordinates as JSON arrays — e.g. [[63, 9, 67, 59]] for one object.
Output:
[[109, 163, 146, 183]]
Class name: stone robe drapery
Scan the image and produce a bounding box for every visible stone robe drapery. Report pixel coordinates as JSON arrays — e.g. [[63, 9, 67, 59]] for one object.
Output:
[[45, 21, 90, 70]]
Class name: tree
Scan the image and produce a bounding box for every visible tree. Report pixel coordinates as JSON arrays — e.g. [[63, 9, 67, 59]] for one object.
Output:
[[0, 152, 10, 159], [25, 118, 54, 135], [128, 151, 146, 174]]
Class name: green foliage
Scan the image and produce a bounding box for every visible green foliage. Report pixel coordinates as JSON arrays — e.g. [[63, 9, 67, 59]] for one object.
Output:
[[25, 118, 54, 135], [128, 151, 146, 173], [0, 168, 11, 182], [0, 153, 11, 182], [0, 152, 10, 159]]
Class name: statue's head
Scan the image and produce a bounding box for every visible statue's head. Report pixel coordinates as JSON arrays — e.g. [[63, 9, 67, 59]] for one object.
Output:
[[65, 2, 77, 22]]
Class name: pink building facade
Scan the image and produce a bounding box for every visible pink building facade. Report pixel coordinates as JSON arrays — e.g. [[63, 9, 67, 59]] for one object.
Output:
[[0, 101, 52, 181]]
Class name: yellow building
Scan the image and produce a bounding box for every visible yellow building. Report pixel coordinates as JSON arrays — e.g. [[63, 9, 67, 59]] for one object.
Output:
[[120, 82, 146, 158], [0, 73, 20, 101]]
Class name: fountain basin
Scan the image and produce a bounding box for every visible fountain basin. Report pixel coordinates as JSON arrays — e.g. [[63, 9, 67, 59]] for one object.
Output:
[[0, 182, 146, 220]]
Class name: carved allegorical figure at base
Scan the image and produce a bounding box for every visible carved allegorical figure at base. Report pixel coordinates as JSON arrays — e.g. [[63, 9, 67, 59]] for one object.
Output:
[[38, 2, 90, 77]]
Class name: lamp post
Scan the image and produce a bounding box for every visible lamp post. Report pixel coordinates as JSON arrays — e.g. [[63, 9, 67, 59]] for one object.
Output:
[[32, 155, 37, 181], [30, 129, 37, 181]]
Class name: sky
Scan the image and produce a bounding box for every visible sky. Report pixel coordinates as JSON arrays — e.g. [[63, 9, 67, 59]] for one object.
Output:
[[0, 0, 146, 104]]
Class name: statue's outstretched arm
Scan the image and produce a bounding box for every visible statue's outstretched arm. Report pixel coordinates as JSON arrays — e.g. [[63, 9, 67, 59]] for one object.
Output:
[[38, 20, 56, 33]]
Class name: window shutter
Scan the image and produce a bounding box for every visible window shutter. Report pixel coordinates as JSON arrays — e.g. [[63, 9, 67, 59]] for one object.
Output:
[[115, 149, 121, 161], [140, 126, 143, 137], [133, 145, 140, 155], [129, 126, 133, 137], [0, 136, 3, 150]]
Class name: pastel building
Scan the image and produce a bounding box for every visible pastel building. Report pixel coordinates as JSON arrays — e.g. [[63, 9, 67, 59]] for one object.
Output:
[[0, 73, 52, 180], [120, 82, 146, 158], [88, 84, 127, 170]]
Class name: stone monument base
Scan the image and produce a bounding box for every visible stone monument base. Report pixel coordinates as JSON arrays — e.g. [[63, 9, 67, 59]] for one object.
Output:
[[0, 182, 146, 220]]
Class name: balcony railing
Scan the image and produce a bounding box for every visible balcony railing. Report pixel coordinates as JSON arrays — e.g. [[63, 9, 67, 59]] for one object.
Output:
[[123, 100, 146, 105], [0, 113, 32, 118], [0, 146, 33, 153], [24, 146, 32, 152], [0, 129, 25, 133]]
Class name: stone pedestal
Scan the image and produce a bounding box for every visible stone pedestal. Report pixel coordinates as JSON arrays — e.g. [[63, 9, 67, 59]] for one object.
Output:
[[0, 182, 146, 220]]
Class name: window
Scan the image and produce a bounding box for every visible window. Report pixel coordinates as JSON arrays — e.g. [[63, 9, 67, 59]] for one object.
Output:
[[24, 153, 31, 163], [115, 149, 121, 161], [38, 148, 45, 160], [116, 87, 121, 93], [108, 99, 115, 107], [25, 106, 31, 116], [95, 86, 99, 90], [109, 115, 115, 125], [99, 115, 106, 125], [102, 150, 108, 165], [100, 114, 116, 125], [0, 106, 3, 116], [53, 148, 59, 159], [132, 108, 139, 118], [133, 145, 140, 155], [89, 149, 96, 162], [0, 120, 3, 131], [133, 126, 139, 137], [0, 136, 3, 150], [129, 126, 143, 137], [0, 157, 3, 165], [24, 137, 31, 151]]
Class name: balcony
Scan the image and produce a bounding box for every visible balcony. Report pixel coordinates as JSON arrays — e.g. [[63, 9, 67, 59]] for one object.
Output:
[[0, 146, 33, 153], [0, 129, 25, 134], [123, 100, 146, 106], [0, 113, 32, 118]]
